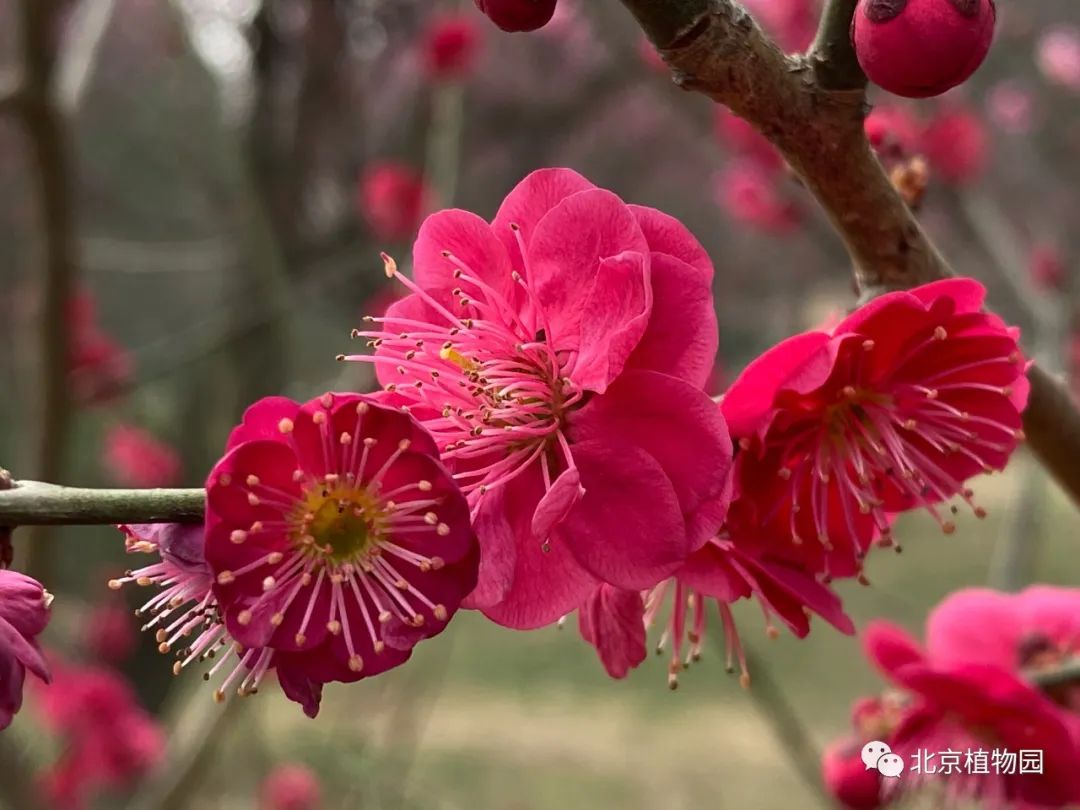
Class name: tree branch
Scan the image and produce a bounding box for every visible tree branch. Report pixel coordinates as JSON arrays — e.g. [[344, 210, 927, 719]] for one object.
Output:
[[618, 0, 1080, 508], [807, 0, 864, 90], [0, 481, 204, 526]]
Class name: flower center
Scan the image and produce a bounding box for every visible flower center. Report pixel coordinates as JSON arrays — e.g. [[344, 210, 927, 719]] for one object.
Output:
[[296, 485, 381, 563], [346, 240, 582, 506]]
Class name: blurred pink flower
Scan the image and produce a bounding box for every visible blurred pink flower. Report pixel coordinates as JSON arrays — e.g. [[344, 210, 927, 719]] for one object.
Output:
[[1036, 26, 1080, 92], [83, 602, 137, 664], [864, 104, 923, 158], [822, 739, 885, 809], [356, 163, 430, 243], [67, 290, 132, 406], [260, 763, 322, 810], [862, 587, 1080, 806], [921, 106, 990, 185], [0, 570, 51, 730], [103, 424, 181, 488], [638, 36, 666, 74], [204, 394, 478, 711], [1029, 244, 1066, 291], [986, 81, 1036, 135], [742, 0, 818, 52], [722, 278, 1028, 579], [349, 168, 732, 629], [714, 108, 784, 173], [421, 14, 483, 81], [715, 160, 802, 234], [35, 656, 164, 808]]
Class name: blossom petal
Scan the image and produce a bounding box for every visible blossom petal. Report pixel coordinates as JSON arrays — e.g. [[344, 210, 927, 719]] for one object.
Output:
[[528, 188, 650, 351], [570, 370, 733, 548], [578, 585, 647, 679], [557, 440, 688, 590], [626, 252, 718, 388], [477, 466, 596, 628], [720, 330, 835, 438], [490, 168, 596, 268], [225, 397, 300, 451], [571, 251, 652, 393], [413, 209, 516, 302], [863, 620, 926, 680], [628, 204, 713, 277], [531, 466, 584, 545], [924, 588, 1023, 668]]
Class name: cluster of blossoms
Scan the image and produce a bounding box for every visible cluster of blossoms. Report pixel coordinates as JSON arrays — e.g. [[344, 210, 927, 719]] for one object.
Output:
[[824, 587, 1080, 808], [90, 168, 1029, 719], [33, 655, 164, 809]]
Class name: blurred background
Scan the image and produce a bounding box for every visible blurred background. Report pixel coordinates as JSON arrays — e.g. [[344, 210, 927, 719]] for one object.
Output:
[[0, 0, 1079, 807]]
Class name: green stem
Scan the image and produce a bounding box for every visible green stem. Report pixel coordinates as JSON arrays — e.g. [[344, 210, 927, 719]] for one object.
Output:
[[0, 480, 204, 526]]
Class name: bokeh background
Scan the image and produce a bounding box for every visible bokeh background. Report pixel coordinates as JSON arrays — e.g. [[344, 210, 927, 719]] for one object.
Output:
[[1, 0, 1080, 808]]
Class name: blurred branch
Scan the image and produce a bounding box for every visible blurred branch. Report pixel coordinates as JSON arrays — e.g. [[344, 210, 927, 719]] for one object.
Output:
[[16, 0, 80, 581], [0, 480, 203, 525], [742, 649, 830, 807], [81, 235, 235, 274], [125, 683, 247, 810], [57, 0, 117, 114], [0, 72, 21, 113], [426, 82, 465, 206], [617, 0, 1080, 510]]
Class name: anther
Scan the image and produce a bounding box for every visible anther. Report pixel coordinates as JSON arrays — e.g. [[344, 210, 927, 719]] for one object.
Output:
[[278, 418, 294, 434]]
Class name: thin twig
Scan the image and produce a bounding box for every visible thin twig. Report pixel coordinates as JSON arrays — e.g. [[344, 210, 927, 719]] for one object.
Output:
[[807, 0, 863, 90], [0, 480, 204, 526]]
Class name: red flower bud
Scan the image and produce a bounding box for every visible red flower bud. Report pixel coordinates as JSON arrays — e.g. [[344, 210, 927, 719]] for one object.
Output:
[[474, 0, 557, 33], [852, 0, 996, 98]]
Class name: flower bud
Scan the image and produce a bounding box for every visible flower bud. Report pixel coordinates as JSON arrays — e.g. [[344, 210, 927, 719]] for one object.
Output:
[[474, 0, 557, 33], [852, 0, 996, 98]]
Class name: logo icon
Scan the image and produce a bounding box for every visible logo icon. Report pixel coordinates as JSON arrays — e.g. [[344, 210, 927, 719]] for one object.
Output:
[[860, 741, 905, 778]]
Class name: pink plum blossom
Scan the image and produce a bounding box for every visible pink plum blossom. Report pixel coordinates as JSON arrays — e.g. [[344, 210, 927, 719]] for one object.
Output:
[[722, 278, 1028, 579], [260, 763, 322, 810], [348, 168, 732, 629], [104, 424, 182, 488], [356, 163, 431, 243], [861, 587, 1080, 806], [34, 656, 164, 808], [0, 570, 51, 730], [714, 160, 801, 234], [203, 394, 478, 711], [421, 14, 484, 81], [921, 106, 990, 185], [1036, 26, 1080, 92]]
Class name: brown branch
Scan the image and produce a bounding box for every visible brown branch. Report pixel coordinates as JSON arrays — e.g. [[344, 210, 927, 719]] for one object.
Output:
[[619, 0, 1080, 508], [16, 0, 80, 578]]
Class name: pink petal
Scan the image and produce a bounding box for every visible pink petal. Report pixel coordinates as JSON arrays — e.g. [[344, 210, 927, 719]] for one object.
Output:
[[490, 168, 596, 269], [527, 188, 650, 351], [570, 370, 733, 549], [924, 588, 1022, 669], [626, 252, 718, 388], [863, 621, 926, 680], [225, 397, 300, 451], [720, 330, 835, 438], [627, 204, 713, 277], [0, 616, 48, 681], [531, 466, 584, 545], [275, 659, 325, 719], [570, 251, 652, 393], [907, 277, 987, 314], [1017, 586, 1080, 649], [476, 466, 597, 628], [577, 585, 648, 679], [412, 209, 516, 303], [556, 440, 688, 590]]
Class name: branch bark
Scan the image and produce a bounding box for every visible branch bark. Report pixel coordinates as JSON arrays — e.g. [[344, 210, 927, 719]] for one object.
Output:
[[620, 0, 1080, 508], [0, 481, 204, 526]]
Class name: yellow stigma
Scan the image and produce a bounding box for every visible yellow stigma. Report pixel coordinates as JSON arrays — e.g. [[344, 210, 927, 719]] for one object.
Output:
[[439, 345, 476, 372]]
